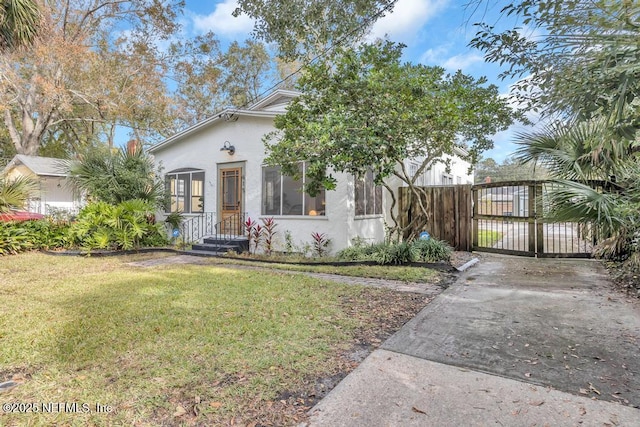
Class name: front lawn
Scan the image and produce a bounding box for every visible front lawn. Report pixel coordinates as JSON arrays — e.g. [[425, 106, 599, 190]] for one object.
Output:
[[0, 252, 432, 426]]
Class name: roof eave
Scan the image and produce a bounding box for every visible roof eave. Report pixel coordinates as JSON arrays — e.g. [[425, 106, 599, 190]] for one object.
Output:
[[149, 109, 279, 153]]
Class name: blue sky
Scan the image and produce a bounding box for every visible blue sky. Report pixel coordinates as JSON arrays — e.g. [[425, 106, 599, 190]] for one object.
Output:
[[173, 0, 532, 162]]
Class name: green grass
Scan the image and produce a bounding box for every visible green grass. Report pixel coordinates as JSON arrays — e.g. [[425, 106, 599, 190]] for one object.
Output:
[[477, 230, 504, 247], [0, 252, 422, 426], [209, 257, 441, 282]]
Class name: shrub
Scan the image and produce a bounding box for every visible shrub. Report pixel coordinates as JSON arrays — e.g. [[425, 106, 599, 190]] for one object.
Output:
[[337, 238, 451, 265], [412, 238, 453, 262], [0, 223, 32, 255], [69, 200, 167, 250], [0, 219, 70, 255]]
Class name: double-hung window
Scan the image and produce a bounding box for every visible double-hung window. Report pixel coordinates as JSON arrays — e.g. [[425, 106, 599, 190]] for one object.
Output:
[[355, 169, 383, 216], [262, 162, 325, 216], [165, 169, 205, 213]]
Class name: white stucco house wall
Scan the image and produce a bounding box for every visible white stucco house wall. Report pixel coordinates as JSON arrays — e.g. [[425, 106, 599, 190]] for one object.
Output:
[[2, 155, 82, 215], [149, 89, 472, 253]]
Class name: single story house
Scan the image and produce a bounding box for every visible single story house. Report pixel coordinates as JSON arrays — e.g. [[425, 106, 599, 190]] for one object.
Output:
[[149, 89, 472, 253], [2, 155, 81, 215]]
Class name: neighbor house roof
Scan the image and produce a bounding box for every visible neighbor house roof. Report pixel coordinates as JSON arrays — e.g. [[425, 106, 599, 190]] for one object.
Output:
[[149, 89, 300, 153], [2, 155, 69, 177]]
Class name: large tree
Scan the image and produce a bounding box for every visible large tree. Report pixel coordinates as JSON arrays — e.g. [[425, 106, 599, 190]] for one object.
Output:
[[265, 41, 517, 239], [235, 0, 397, 60], [0, 0, 183, 156]]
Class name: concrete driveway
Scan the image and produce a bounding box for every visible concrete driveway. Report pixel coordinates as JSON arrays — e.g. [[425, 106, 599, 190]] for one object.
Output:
[[307, 255, 640, 426]]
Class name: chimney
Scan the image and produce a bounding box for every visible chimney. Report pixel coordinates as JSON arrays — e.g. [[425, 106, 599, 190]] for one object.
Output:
[[484, 176, 492, 183], [126, 139, 140, 154]]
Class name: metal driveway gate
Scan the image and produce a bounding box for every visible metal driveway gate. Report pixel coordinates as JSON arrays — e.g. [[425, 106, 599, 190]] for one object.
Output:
[[472, 181, 594, 258]]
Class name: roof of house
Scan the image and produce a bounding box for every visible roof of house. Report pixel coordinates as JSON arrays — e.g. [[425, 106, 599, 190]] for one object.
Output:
[[2, 155, 69, 177], [149, 89, 300, 153]]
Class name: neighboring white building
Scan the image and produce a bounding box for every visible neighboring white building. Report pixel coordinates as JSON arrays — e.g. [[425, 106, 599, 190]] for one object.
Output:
[[2, 155, 81, 215], [149, 90, 472, 252]]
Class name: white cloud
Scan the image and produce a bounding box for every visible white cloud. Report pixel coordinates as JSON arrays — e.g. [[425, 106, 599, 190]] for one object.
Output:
[[420, 45, 483, 72], [442, 52, 484, 71], [420, 45, 449, 64], [368, 0, 449, 42], [192, 0, 254, 38]]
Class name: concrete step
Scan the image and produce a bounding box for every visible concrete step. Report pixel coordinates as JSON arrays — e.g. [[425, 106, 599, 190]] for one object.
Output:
[[199, 236, 249, 253], [183, 249, 225, 257], [191, 243, 241, 253]]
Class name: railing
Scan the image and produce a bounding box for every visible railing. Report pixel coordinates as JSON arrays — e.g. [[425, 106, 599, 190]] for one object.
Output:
[[206, 212, 247, 249], [179, 212, 216, 243], [178, 212, 246, 246]]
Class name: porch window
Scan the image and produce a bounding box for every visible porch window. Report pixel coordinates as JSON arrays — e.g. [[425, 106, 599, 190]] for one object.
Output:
[[165, 169, 204, 213], [355, 169, 383, 216], [262, 163, 325, 216]]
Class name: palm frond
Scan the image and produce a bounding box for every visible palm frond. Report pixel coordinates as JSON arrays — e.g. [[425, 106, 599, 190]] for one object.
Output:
[[514, 118, 631, 181], [545, 180, 625, 236], [0, 175, 38, 212]]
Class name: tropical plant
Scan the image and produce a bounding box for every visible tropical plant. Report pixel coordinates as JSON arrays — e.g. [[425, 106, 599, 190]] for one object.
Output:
[[310, 232, 331, 257], [164, 211, 184, 231], [0, 174, 38, 212], [243, 217, 265, 254], [0, 219, 70, 255], [515, 120, 640, 262], [261, 217, 278, 255], [69, 199, 167, 251], [337, 238, 451, 265], [68, 144, 164, 207], [0, 0, 41, 51]]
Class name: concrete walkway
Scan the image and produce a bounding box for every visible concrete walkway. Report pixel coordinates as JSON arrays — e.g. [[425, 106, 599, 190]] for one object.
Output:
[[307, 254, 640, 426]]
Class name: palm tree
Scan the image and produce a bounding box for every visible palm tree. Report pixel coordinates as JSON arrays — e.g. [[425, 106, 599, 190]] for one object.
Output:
[[68, 144, 165, 207], [0, 174, 38, 212], [0, 0, 41, 51], [515, 118, 640, 261]]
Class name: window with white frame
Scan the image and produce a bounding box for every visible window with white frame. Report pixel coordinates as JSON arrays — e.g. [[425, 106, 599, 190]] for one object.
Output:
[[262, 163, 325, 216], [442, 174, 453, 185], [355, 169, 383, 216], [165, 169, 205, 213], [409, 162, 424, 186]]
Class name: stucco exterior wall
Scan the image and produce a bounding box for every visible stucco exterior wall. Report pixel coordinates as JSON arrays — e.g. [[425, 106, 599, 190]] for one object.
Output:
[[152, 114, 386, 253]]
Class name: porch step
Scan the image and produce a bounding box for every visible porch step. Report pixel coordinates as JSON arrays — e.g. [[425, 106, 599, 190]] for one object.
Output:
[[185, 249, 227, 257], [191, 236, 249, 254]]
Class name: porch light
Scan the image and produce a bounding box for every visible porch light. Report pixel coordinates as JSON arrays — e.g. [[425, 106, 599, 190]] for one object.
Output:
[[220, 141, 235, 155]]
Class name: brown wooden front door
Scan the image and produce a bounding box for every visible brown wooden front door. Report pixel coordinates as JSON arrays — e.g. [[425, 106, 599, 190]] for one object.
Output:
[[219, 167, 242, 235]]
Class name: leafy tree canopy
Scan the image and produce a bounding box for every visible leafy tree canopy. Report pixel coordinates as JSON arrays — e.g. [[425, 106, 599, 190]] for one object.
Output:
[[266, 41, 516, 191], [474, 156, 547, 183], [1, 1, 277, 157], [235, 0, 396, 60], [265, 41, 518, 237], [470, 0, 640, 136]]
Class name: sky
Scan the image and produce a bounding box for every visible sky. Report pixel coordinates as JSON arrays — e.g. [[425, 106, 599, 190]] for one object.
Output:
[[175, 0, 532, 163]]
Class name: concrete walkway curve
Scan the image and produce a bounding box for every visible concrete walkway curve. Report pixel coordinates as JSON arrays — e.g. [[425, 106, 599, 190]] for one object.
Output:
[[307, 254, 640, 426]]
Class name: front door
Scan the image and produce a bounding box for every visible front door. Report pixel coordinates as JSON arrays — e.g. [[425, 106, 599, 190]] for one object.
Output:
[[219, 167, 242, 235]]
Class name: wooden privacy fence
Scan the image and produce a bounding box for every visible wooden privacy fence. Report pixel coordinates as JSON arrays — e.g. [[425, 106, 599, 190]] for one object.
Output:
[[398, 185, 472, 251], [399, 181, 595, 257]]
